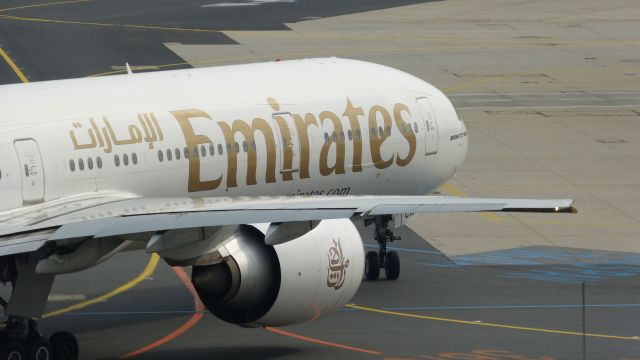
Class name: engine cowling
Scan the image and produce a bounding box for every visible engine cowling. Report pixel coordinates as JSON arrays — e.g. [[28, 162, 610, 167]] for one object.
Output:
[[191, 219, 364, 327]]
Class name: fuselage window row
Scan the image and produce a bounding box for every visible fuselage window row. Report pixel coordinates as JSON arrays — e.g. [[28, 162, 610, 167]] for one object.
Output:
[[69, 156, 103, 172], [113, 153, 137, 167]]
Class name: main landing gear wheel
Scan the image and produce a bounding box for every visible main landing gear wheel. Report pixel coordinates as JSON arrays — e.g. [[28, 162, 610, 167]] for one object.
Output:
[[26, 336, 51, 360], [0, 319, 78, 360], [0, 341, 25, 360], [384, 251, 400, 280], [365, 251, 380, 280], [49, 332, 78, 360], [364, 215, 402, 281]]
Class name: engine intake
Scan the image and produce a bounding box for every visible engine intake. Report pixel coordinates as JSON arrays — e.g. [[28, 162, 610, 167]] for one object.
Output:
[[192, 225, 280, 325], [191, 219, 364, 327]]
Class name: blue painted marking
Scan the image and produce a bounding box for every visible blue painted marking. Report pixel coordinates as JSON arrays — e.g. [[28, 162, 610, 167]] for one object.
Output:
[[365, 243, 640, 284], [60, 303, 640, 317]]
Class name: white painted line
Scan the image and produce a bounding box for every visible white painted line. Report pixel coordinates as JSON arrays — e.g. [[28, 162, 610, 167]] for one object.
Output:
[[202, 2, 261, 7], [202, 0, 296, 7], [48, 294, 87, 302]]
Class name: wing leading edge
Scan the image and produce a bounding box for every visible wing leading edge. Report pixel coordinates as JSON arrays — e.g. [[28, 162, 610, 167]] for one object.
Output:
[[0, 194, 574, 256]]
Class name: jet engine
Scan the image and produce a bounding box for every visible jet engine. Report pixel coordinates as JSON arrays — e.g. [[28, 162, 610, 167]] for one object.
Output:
[[191, 219, 364, 327]]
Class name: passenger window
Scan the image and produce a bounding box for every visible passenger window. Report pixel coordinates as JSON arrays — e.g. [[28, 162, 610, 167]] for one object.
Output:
[[378, 127, 383, 137], [192, 146, 198, 158], [158, 150, 164, 162], [347, 130, 353, 141], [242, 141, 248, 152], [175, 148, 181, 160], [132, 153, 138, 165], [166, 149, 172, 161], [218, 144, 223, 155], [78, 158, 84, 171], [331, 132, 337, 142], [386, 126, 391, 135], [414, 122, 419, 133], [324, 133, 329, 143], [69, 159, 75, 172], [209, 144, 215, 156], [184, 147, 189, 159], [87, 157, 94, 170], [251, 140, 256, 151], [201, 145, 206, 157], [339, 131, 345, 142], [235, 142, 240, 153], [226, 143, 232, 153], [97, 156, 102, 169], [123, 153, 129, 166], [356, 129, 361, 140]]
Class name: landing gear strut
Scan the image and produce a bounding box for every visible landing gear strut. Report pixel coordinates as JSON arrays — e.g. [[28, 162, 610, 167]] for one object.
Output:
[[0, 255, 79, 360], [364, 215, 401, 281]]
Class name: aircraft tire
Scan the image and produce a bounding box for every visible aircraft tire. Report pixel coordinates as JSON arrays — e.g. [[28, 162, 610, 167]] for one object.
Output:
[[365, 251, 380, 280], [26, 335, 51, 360], [0, 340, 25, 360], [384, 251, 400, 280], [49, 332, 78, 360]]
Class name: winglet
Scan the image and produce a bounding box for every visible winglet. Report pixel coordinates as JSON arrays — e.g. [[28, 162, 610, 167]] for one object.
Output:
[[125, 62, 133, 75]]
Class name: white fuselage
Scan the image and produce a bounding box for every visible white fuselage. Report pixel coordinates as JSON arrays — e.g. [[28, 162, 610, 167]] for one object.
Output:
[[0, 58, 467, 212]]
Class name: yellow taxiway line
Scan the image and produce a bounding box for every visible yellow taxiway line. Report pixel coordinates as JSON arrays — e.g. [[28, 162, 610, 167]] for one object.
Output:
[[0, 47, 29, 83], [43, 254, 160, 319], [0, 0, 92, 13], [346, 304, 639, 342]]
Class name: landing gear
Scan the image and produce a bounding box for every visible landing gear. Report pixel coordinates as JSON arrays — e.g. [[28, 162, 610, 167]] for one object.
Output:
[[364, 251, 380, 280], [49, 332, 78, 360], [0, 318, 78, 360], [0, 255, 78, 360], [364, 215, 401, 281]]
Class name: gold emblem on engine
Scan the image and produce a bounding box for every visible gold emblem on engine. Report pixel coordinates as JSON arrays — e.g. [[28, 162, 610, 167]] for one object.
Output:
[[326, 239, 350, 290]]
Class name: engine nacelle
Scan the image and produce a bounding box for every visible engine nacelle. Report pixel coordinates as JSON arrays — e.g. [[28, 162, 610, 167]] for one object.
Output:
[[191, 219, 364, 327]]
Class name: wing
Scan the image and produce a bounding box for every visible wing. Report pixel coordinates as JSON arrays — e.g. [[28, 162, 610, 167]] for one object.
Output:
[[0, 193, 574, 256]]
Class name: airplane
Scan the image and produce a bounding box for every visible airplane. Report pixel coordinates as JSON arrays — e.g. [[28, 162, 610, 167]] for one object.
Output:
[[0, 57, 573, 360]]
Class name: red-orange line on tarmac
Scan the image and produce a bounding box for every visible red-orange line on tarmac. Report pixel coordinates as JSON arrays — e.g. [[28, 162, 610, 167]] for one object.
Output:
[[118, 266, 205, 359], [264, 326, 383, 355]]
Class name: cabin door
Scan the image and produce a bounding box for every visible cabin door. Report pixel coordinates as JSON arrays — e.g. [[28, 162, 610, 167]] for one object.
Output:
[[272, 112, 300, 179], [416, 97, 439, 156], [14, 139, 45, 204]]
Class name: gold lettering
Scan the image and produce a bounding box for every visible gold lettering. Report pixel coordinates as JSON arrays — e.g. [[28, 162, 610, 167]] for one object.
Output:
[[128, 124, 143, 144], [103, 118, 137, 146], [149, 113, 164, 141], [100, 117, 113, 154], [89, 118, 104, 148], [171, 109, 222, 192], [342, 98, 364, 172], [69, 122, 97, 150], [292, 113, 317, 179], [319, 111, 346, 176], [393, 103, 416, 167], [368, 105, 394, 169], [218, 118, 277, 188]]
